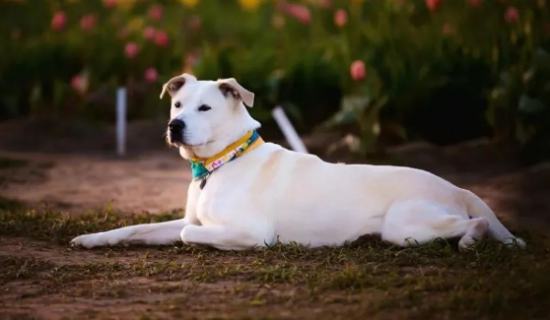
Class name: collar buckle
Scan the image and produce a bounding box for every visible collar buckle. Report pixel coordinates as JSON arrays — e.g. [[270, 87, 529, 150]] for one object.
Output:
[[199, 173, 210, 190]]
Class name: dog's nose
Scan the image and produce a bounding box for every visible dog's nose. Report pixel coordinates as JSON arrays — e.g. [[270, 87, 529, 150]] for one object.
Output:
[[169, 119, 185, 132]]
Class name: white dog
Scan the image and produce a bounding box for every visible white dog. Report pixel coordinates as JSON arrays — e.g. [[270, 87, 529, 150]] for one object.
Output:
[[71, 74, 525, 252]]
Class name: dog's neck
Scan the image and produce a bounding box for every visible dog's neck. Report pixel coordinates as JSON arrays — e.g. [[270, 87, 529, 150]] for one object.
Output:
[[178, 103, 263, 185], [188, 130, 264, 185]]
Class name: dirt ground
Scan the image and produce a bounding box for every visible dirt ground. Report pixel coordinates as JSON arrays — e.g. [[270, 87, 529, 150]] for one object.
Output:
[[0, 150, 190, 214], [1, 118, 550, 320]]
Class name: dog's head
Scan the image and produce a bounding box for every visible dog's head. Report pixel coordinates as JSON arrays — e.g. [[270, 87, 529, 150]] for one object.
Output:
[[160, 74, 261, 159]]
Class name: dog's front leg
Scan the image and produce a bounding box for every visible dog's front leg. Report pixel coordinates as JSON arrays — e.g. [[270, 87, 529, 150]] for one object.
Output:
[[71, 219, 188, 249], [180, 225, 267, 251]]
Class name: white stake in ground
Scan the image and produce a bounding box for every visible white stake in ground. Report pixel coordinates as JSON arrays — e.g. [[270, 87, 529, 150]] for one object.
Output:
[[271, 106, 308, 154], [116, 87, 127, 156]]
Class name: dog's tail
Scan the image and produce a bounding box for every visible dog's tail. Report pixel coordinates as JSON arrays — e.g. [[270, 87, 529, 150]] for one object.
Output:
[[463, 190, 526, 248]]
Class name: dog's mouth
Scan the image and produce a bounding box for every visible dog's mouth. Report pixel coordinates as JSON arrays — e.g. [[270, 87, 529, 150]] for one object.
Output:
[[166, 130, 213, 149], [166, 132, 192, 148], [167, 136, 208, 148], [172, 141, 205, 148]]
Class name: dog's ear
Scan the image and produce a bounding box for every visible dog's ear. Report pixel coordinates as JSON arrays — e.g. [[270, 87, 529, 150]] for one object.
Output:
[[159, 73, 197, 99], [217, 78, 254, 108]]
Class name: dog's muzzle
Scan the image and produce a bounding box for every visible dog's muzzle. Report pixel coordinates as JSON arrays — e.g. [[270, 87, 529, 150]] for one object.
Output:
[[168, 119, 185, 144]]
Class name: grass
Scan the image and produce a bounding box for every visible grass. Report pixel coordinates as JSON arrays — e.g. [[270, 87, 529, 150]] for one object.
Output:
[[1, 200, 549, 320], [0, 198, 179, 244], [0, 196, 25, 211]]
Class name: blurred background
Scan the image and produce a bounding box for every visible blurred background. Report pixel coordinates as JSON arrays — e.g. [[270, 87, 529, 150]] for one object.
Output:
[[0, 0, 549, 219]]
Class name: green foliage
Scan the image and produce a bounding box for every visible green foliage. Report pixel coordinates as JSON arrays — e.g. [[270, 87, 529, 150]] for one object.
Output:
[[323, 0, 550, 156], [487, 49, 550, 160], [0, 0, 549, 158]]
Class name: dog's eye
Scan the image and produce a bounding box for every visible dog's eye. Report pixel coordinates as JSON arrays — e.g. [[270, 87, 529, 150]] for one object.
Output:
[[174, 102, 182, 108], [198, 104, 211, 112]]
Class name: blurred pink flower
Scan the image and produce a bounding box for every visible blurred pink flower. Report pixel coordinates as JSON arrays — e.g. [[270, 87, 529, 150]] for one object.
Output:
[[277, 2, 311, 25], [143, 26, 156, 40], [468, 0, 481, 7], [334, 9, 347, 28], [144, 68, 158, 83], [148, 5, 164, 21], [71, 75, 84, 92], [154, 30, 169, 46], [80, 14, 97, 31], [290, 5, 311, 25], [188, 16, 202, 32], [124, 42, 138, 58], [184, 51, 201, 71], [51, 11, 67, 31], [103, 0, 117, 8], [504, 6, 519, 23], [424, 0, 442, 11], [350, 60, 366, 81]]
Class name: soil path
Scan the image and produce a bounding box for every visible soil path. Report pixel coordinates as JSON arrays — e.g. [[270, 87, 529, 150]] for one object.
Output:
[[0, 150, 190, 214]]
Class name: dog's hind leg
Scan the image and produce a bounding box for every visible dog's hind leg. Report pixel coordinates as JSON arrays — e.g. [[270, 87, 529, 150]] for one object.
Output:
[[380, 200, 489, 251], [457, 217, 489, 252], [71, 219, 187, 249]]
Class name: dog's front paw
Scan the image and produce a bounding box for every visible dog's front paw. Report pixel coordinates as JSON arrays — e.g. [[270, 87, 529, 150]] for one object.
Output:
[[71, 233, 104, 249]]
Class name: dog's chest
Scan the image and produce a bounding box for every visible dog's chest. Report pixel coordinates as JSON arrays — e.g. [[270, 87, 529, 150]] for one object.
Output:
[[189, 176, 246, 226], [186, 145, 275, 225]]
